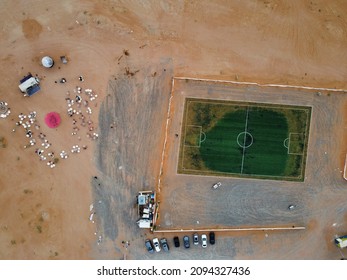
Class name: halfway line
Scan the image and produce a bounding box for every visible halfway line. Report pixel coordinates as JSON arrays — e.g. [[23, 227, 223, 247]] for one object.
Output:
[[240, 107, 250, 174]]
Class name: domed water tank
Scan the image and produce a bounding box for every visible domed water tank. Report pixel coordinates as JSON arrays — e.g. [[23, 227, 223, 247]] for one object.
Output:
[[41, 56, 54, 68]]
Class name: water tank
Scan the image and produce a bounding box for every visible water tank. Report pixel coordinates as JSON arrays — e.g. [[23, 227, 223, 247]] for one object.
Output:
[[41, 56, 54, 68]]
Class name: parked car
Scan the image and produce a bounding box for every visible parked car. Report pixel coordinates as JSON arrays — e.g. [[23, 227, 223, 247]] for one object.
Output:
[[212, 182, 222, 189], [145, 239, 154, 253], [209, 232, 215, 245], [173, 236, 180, 248], [183, 235, 190, 248], [201, 234, 207, 248], [152, 238, 161, 252], [193, 233, 199, 245], [160, 238, 170, 252], [288, 204, 296, 210]]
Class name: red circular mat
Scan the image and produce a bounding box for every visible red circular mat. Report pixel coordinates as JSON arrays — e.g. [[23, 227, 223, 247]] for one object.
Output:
[[44, 112, 61, 128]]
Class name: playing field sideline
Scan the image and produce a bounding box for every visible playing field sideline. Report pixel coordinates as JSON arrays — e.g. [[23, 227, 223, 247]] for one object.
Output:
[[178, 98, 311, 181]]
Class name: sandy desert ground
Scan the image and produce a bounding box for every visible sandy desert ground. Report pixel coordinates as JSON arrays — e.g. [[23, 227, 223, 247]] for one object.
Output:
[[0, 0, 346, 260]]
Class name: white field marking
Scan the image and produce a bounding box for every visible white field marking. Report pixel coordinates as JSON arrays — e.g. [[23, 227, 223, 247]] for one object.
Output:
[[179, 112, 303, 180], [158, 78, 175, 192], [154, 226, 306, 233], [188, 99, 310, 112], [181, 126, 202, 170], [288, 133, 304, 155], [173, 76, 347, 92], [186, 96, 314, 109], [181, 100, 191, 169], [240, 107, 250, 174], [179, 165, 303, 179], [283, 138, 290, 149], [298, 109, 310, 179], [245, 133, 254, 148], [237, 132, 254, 148], [176, 98, 189, 171], [176, 96, 310, 180], [182, 145, 186, 169], [236, 132, 245, 148], [183, 125, 202, 147], [200, 131, 207, 143], [176, 168, 303, 180], [198, 127, 202, 146], [173, 94, 193, 175]]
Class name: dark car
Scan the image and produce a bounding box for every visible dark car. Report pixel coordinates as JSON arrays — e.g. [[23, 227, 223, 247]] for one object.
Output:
[[209, 232, 215, 245], [173, 236, 180, 248], [145, 239, 154, 253], [160, 238, 170, 252], [193, 233, 199, 245], [183, 235, 190, 248]]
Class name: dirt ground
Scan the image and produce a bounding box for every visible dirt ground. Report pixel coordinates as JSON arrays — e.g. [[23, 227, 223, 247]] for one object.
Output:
[[0, 0, 347, 260]]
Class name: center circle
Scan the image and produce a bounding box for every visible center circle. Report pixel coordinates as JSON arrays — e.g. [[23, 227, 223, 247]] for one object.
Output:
[[237, 132, 253, 148]]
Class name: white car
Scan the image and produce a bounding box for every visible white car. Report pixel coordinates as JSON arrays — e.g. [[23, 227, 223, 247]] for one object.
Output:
[[201, 234, 207, 248], [152, 238, 161, 252], [212, 182, 221, 189]]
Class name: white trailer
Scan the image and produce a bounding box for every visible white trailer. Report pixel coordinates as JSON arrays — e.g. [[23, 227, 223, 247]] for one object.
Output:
[[137, 219, 151, 228], [19, 74, 40, 96]]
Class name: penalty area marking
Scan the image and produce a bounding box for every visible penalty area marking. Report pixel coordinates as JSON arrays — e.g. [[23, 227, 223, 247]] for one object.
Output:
[[181, 125, 205, 170], [283, 137, 290, 149], [200, 131, 206, 143], [183, 125, 203, 148], [183, 125, 207, 147]]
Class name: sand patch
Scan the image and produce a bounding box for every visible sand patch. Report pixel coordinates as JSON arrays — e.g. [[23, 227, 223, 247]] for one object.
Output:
[[22, 19, 42, 40]]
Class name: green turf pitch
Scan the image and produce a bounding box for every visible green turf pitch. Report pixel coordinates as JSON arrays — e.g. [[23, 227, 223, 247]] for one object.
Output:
[[178, 98, 311, 181]]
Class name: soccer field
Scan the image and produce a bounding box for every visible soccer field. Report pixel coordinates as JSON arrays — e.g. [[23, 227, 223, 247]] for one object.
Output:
[[178, 98, 311, 181]]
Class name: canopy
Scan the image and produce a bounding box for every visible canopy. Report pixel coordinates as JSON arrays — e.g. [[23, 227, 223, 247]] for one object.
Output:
[[45, 112, 61, 128]]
